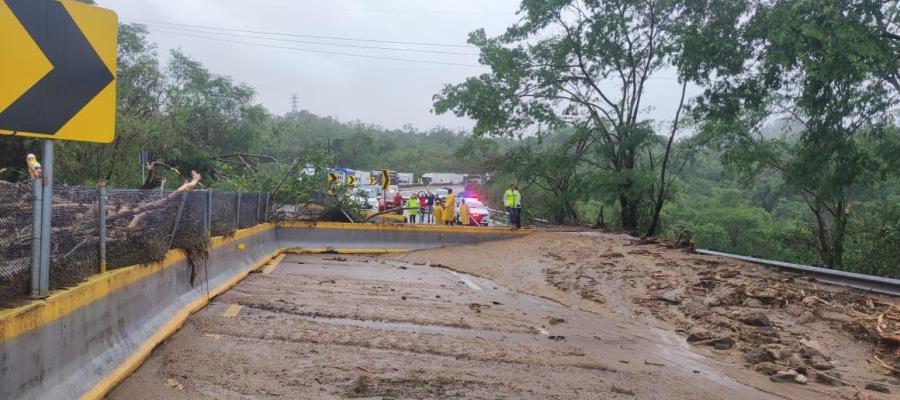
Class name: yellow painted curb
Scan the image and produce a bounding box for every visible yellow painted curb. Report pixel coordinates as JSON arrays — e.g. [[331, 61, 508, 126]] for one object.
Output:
[[78, 248, 282, 400], [0, 223, 274, 345]]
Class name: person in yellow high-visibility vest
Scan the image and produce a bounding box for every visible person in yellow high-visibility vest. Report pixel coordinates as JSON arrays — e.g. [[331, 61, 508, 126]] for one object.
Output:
[[434, 200, 444, 225], [504, 184, 522, 229], [443, 189, 456, 225], [406, 196, 419, 224]]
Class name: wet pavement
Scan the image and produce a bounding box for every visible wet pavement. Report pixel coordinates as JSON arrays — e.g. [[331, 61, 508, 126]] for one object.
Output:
[[110, 254, 795, 399]]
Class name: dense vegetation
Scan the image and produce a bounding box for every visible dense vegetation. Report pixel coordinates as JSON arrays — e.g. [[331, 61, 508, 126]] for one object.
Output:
[[435, 0, 900, 276], [0, 0, 897, 277]]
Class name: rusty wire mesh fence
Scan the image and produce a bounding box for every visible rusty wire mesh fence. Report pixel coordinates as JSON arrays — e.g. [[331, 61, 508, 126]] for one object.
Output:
[[238, 193, 260, 229], [211, 191, 238, 237], [0, 187, 268, 306], [50, 187, 101, 289], [0, 182, 35, 305]]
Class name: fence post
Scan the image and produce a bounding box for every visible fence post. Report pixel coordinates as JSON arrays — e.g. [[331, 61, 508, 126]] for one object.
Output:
[[30, 179, 42, 298], [235, 191, 242, 230], [206, 190, 212, 237], [98, 181, 108, 273], [263, 193, 270, 223], [168, 192, 189, 250], [256, 192, 262, 224]]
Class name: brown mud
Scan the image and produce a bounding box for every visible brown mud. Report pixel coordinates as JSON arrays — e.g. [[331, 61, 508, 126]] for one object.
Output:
[[111, 231, 900, 399]]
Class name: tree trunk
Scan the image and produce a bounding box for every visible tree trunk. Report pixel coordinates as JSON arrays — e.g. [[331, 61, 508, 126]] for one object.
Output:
[[830, 207, 849, 268], [619, 193, 640, 233], [593, 205, 606, 229], [618, 151, 640, 233], [813, 206, 836, 267], [645, 81, 688, 238]]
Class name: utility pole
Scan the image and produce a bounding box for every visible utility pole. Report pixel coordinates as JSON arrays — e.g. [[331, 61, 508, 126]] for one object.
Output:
[[290, 93, 299, 114]]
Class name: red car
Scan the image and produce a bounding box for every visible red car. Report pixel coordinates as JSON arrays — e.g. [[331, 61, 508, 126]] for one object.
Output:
[[377, 192, 405, 215]]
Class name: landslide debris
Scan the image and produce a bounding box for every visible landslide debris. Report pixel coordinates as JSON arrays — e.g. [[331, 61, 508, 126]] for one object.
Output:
[[533, 232, 900, 392]]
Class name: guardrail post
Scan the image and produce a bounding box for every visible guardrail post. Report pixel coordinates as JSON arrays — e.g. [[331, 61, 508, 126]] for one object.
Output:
[[168, 192, 189, 249], [235, 191, 242, 230], [30, 179, 42, 298], [98, 181, 108, 273]]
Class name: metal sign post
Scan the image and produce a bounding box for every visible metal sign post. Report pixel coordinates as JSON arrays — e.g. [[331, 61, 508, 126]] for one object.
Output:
[[29, 178, 42, 298], [37, 140, 54, 297]]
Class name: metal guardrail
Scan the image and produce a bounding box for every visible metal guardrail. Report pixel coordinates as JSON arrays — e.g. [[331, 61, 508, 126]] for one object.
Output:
[[696, 249, 900, 297]]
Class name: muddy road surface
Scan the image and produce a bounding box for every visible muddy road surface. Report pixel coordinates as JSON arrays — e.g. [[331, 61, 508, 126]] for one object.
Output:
[[111, 252, 786, 399]]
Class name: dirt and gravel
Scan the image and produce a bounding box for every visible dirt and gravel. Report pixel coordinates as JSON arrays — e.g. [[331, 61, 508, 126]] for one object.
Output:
[[111, 230, 900, 399], [390, 230, 900, 399]]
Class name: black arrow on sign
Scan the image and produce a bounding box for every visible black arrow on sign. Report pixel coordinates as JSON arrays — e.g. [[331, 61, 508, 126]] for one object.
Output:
[[0, 0, 114, 135]]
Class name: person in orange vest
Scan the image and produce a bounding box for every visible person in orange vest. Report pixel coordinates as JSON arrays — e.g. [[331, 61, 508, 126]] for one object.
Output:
[[26, 154, 42, 179]]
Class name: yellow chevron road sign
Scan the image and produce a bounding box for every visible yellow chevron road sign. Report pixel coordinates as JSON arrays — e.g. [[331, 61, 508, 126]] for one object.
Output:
[[0, 0, 118, 143]]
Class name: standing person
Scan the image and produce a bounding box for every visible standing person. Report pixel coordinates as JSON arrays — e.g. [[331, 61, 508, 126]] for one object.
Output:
[[406, 196, 419, 224], [443, 189, 456, 226], [460, 200, 471, 226], [434, 199, 444, 225], [418, 191, 427, 224], [26, 154, 42, 179], [504, 184, 523, 229], [425, 190, 436, 223], [393, 192, 403, 214]]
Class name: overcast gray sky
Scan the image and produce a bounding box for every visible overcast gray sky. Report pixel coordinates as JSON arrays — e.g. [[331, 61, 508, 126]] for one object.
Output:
[[97, 0, 693, 132]]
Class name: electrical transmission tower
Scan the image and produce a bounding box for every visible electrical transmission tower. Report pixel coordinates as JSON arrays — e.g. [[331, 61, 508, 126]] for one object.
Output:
[[290, 93, 299, 113]]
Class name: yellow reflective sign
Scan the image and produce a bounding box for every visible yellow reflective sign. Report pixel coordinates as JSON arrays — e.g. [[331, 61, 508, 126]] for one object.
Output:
[[0, 0, 118, 143], [347, 175, 357, 186], [381, 169, 390, 190]]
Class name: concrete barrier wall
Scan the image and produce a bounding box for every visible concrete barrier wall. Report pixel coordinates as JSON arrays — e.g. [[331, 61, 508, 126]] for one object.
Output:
[[0, 223, 528, 400], [277, 222, 528, 250]]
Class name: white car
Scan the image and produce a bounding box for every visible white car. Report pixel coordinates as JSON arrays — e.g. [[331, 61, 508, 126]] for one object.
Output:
[[353, 187, 381, 210]]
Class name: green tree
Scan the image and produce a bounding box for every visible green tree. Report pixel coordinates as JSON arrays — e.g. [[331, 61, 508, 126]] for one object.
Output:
[[434, 0, 720, 233], [694, 0, 900, 267], [501, 132, 591, 223]]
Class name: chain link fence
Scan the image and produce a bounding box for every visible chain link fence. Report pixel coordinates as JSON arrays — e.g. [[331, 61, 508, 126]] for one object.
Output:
[[0, 186, 269, 307]]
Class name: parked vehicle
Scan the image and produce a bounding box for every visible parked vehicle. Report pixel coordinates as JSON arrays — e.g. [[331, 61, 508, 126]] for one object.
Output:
[[377, 191, 405, 214], [422, 173, 466, 185], [354, 186, 381, 210]]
